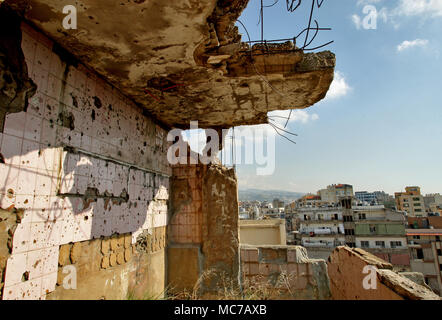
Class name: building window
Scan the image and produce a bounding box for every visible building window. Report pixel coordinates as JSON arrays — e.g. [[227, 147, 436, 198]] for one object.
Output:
[[358, 213, 366, 220], [344, 229, 355, 236], [369, 225, 377, 233], [375, 241, 385, 248], [437, 249, 442, 256], [390, 241, 402, 248], [436, 236, 440, 241], [361, 241, 369, 248], [413, 197, 420, 201], [414, 203, 421, 206], [413, 235, 420, 240], [415, 248, 424, 260]]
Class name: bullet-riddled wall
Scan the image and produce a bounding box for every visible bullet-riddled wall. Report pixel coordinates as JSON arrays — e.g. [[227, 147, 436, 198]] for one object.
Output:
[[0, 19, 171, 300], [168, 161, 240, 295]]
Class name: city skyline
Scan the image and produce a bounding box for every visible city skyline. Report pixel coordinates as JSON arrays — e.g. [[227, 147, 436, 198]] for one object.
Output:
[[227, 0, 442, 195]]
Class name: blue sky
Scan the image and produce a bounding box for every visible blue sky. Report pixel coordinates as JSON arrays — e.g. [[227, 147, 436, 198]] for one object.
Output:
[[185, 0, 442, 195], [233, 0, 442, 195]]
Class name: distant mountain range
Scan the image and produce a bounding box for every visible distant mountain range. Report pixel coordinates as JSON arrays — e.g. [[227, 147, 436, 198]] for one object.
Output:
[[238, 188, 305, 203]]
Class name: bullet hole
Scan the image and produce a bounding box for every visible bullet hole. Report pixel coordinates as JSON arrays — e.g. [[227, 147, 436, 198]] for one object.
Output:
[[22, 271, 30, 282], [91, 109, 96, 121], [58, 111, 75, 130], [71, 94, 78, 108], [0, 153, 5, 163], [7, 188, 14, 199], [108, 104, 113, 111], [84, 216, 89, 221], [93, 96, 102, 109]]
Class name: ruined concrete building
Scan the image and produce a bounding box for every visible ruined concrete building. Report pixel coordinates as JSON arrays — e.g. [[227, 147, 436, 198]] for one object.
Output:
[[0, 1, 439, 300]]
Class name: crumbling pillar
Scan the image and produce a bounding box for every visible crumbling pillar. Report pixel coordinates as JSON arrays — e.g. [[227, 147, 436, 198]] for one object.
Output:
[[168, 151, 239, 296]]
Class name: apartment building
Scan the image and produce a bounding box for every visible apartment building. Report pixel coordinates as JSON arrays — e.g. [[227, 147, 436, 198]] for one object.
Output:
[[354, 205, 408, 267], [395, 186, 427, 217], [272, 198, 285, 209], [296, 194, 328, 208], [318, 184, 354, 205], [295, 201, 409, 268], [355, 191, 377, 204], [298, 206, 345, 250], [407, 225, 442, 296]]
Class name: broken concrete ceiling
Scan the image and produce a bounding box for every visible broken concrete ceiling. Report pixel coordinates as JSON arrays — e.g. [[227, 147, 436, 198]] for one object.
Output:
[[5, 0, 335, 129]]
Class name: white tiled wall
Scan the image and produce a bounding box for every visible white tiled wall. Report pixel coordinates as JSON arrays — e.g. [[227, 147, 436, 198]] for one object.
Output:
[[0, 23, 171, 300]]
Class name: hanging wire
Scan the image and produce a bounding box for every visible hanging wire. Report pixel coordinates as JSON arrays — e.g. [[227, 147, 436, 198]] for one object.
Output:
[[268, 119, 298, 136], [269, 122, 297, 145], [237, 0, 333, 144]]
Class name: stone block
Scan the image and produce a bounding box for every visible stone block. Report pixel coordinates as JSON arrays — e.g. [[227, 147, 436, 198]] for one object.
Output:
[[167, 246, 200, 293], [70, 242, 81, 264], [249, 263, 259, 276], [259, 263, 271, 276], [241, 263, 249, 276], [101, 255, 109, 269], [248, 249, 259, 262], [109, 253, 117, 267], [116, 250, 125, 265], [124, 234, 131, 249], [58, 244, 71, 266], [287, 249, 297, 263], [261, 248, 281, 262], [101, 239, 110, 255], [110, 237, 119, 251], [124, 248, 133, 262]]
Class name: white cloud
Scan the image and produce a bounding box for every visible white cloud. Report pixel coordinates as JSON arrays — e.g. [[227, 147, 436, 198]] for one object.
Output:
[[395, 0, 442, 17], [182, 128, 206, 154], [352, 0, 442, 30], [357, 0, 382, 5], [325, 71, 351, 100], [397, 39, 429, 51], [268, 109, 319, 126]]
